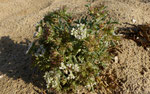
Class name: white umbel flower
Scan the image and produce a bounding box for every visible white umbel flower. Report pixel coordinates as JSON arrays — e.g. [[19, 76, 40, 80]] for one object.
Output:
[[59, 63, 67, 70], [64, 70, 68, 74], [71, 23, 88, 39], [52, 80, 58, 88], [47, 78, 53, 84], [66, 64, 73, 68], [73, 64, 80, 72], [67, 70, 75, 80]]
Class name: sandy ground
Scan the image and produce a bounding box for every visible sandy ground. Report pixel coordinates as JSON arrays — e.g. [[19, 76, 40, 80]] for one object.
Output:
[[0, 0, 150, 94]]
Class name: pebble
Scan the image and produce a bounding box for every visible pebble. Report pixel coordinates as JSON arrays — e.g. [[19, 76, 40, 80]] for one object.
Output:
[[132, 19, 136, 23], [114, 56, 119, 63], [0, 74, 5, 79]]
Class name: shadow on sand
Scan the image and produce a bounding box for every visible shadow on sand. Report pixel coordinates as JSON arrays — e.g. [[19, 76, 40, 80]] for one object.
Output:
[[140, 0, 150, 3], [0, 36, 45, 92], [117, 23, 150, 49]]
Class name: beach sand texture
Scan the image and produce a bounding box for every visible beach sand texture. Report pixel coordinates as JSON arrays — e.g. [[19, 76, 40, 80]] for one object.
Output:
[[0, 0, 150, 93]]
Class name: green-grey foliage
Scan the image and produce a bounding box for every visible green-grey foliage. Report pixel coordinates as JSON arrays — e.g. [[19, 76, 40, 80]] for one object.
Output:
[[27, 5, 119, 93]]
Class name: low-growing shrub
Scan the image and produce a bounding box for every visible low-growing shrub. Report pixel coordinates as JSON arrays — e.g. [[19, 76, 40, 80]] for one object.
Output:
[[27, 5, 119, 93]]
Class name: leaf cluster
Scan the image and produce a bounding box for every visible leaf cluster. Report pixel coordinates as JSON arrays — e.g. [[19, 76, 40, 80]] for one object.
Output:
[[27, 5, 119, 93]]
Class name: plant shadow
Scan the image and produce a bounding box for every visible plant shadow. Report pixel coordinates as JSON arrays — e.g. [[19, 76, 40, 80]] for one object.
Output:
[[0, 36, 46, 91], [140, 0, 150, 3], [117, 23, 150, 49]]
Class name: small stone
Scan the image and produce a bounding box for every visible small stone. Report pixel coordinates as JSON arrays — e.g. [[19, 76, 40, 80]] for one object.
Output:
[[114, 56, 119, 63], [0, 74, 5, 79], [132, 19, 136, 23]]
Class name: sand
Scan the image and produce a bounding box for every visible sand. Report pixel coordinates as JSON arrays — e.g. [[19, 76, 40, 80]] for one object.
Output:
[[0, 0, 150, 93]]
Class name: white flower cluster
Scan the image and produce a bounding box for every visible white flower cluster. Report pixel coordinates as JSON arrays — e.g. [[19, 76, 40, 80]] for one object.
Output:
[[85, 82, 96, 90], [44, 71, 60, 88], [72, 64, 80, 72], [59, 63, 80, 72], [59, 63, 80, 80], [59, 63, 67, 70], [67, 70, 75, 80], [71, 23, 88, 39]]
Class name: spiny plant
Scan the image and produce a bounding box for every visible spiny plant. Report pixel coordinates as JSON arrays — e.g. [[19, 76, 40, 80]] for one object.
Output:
[[26, 5, 119, 93]]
